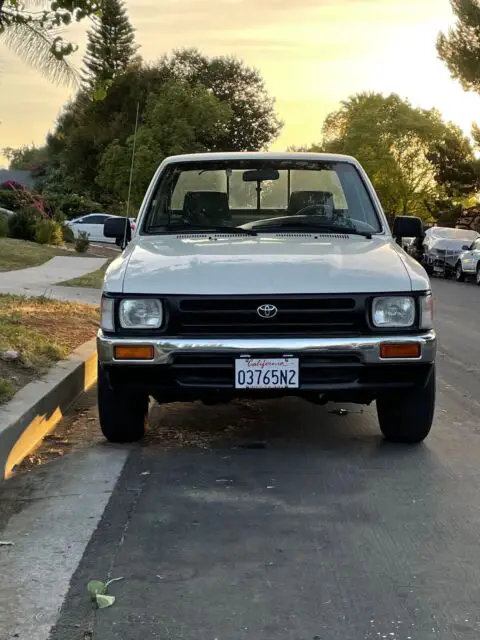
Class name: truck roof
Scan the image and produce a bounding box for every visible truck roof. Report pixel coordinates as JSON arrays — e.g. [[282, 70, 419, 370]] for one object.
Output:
[[161, 151, 359, 165]]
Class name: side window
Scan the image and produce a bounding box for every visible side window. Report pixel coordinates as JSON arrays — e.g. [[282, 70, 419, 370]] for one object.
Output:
[[86, 215, 107, 224]]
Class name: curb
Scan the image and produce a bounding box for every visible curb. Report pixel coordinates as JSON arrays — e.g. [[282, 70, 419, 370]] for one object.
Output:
[[0, 338, 98, 480]]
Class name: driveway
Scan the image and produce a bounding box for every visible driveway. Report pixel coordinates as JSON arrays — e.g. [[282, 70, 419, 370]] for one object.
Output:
[[1, 278, 480, 640]]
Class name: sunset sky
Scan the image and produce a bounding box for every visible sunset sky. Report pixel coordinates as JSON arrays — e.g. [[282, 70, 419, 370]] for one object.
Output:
[[1, 0, 479, 167]]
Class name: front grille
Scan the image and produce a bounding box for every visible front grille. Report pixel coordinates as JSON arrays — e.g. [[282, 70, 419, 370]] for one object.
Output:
[[173, 296, 364, 337], [170, 353, 362, 387]]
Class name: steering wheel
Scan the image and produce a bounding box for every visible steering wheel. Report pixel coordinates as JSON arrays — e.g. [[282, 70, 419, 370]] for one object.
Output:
[[292, 204, 330, 217]]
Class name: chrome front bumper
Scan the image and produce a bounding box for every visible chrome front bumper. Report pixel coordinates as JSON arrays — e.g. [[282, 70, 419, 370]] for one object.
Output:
[[97, 330, 437, 366]]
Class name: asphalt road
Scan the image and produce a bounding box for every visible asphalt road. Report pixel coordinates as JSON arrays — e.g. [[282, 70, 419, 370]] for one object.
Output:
[[2, 278, 480, 640]]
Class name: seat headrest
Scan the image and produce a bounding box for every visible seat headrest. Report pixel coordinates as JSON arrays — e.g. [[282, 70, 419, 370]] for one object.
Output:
[[288, 190, 334, 214], [183, 191, 230, 224]]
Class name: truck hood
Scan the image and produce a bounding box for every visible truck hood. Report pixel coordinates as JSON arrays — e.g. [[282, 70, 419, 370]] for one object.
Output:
[[105, 234, 429, 295]]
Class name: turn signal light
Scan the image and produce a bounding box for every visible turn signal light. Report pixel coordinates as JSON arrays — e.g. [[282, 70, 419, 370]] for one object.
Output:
[[380, 343, 421, 359], [114, 345, 154, 360]]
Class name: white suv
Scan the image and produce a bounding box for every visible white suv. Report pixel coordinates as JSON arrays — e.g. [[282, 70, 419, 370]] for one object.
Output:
[[97, 152, 436, 445]]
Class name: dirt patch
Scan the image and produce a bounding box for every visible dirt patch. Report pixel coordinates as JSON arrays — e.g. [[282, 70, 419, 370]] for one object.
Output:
[[0, 295, 99, 404]]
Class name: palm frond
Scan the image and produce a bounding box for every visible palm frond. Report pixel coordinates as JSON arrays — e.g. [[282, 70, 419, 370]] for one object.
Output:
[[0, 18, 80, 86]]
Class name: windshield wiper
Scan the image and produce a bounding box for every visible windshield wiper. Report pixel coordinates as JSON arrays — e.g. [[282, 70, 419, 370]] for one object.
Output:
[[148, 222, 258, 236], [252, 221, 373, 239]]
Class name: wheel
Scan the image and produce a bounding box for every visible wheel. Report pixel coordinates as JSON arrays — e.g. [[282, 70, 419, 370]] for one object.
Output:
[[97, 364, 149, 443], [376, 366, 435, 444], [455, 261, 465, 282], [476, 264, 480, 286]]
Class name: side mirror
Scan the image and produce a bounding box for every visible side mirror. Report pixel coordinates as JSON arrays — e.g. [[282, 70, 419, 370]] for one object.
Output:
[[392, 216, 424, 242], [104, 217, 132, 244]]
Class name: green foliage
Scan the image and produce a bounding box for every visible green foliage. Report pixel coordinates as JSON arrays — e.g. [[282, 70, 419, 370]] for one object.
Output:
[[42, 192, 104, 219], [8, 208, 40, 242], [437, 0, 480, 93], [97, 81, 232, 207], [0, 1, 101, 85], [3, 145, 49, 177], [61, 224, 75, 244], [75, 230, 90, 253], [82, 0, 138, 89], [314, 92, 475, 221], [0, 189, 21, 212], [0, 217, 9, 238], [44, 49, 281, 202], [160, 48, 283, 151], [35, 218, 64, 246], [426, 123, 480, 197]]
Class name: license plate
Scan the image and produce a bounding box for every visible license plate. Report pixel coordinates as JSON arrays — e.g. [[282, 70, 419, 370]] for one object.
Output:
[[234, 357, 299, 389], [434, 266, 444, 273]]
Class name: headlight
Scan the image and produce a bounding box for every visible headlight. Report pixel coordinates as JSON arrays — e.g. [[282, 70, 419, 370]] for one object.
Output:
[[372, 296, 415, 328], [419, 293, 434, 329], [119, 299, 163, 329]]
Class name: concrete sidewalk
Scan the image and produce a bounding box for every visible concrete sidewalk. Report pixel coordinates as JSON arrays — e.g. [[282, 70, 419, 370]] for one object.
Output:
[[0, 256, 106, 304]]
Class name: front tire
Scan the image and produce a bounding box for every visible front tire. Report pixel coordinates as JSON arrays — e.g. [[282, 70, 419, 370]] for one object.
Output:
[[476, 264, 480, 286], [455, 261, 465, 282], [97, 364, 149, 443], [376, 366, 435, 444]]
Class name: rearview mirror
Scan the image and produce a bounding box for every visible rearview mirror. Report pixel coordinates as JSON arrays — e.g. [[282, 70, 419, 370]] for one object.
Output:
[[104, 217, 132, 244], [392, 216, 424, 241], [243, 168, 279, 182]]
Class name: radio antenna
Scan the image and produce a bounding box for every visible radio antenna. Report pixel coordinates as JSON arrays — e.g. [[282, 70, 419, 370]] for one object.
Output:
[[122, 100, 141, 248]]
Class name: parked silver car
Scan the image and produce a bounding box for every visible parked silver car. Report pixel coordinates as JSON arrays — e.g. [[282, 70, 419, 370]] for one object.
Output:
[[422, 227, 480, 278]]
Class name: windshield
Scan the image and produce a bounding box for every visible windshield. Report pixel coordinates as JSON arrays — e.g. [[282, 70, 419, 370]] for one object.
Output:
[[143, 160, 382, 234]]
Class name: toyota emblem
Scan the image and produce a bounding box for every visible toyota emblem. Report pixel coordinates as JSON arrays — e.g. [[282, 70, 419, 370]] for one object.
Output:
[[257, 304, 278, 319]]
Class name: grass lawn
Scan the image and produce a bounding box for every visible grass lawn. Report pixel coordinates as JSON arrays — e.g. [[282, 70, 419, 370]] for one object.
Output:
[[59, 260, 110, 289], [0, 295, 99, 405], [0, 238, 72, 272]]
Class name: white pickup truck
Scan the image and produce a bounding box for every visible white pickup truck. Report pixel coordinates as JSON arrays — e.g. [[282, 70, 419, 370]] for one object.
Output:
[[98, 152, 436, 444]]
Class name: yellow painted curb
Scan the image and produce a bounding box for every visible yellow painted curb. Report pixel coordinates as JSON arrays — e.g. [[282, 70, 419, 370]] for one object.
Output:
[[0, 338, 98, 480]]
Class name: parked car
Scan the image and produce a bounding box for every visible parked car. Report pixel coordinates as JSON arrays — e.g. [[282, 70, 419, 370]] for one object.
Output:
[[65, 213, 135, 244], [421, 226, 480, 278], [97, 152, 436, 446], [455, 236, 480, 284]]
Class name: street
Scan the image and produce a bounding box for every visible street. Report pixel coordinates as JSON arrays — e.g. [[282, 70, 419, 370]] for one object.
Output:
[[2, 278, 480, 640]]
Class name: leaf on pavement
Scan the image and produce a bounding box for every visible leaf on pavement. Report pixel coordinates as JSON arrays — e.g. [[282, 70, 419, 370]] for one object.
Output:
[[87, 580, 106, 600], [96, 594, 116, 609]]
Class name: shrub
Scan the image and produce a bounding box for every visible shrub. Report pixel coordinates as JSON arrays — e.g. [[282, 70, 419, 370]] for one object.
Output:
[[62, 224, 75, 243], [0, 217, 8, 237], [0, 189, 21, 212], [75, 230, 90, 253], [35, 218, 63, 245], [43, 193, 104, 220], [7, 208, 40, 241]]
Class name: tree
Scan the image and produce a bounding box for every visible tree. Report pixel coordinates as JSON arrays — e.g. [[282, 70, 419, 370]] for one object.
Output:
[[43, 50, 282, 201], [0, 1, 100, 84], [158, 48, 283, 151], [312, 92, 474, 221], [4, 144, 49, 176], [437, 0, 480, 93], [97, 80, 232, 207], [82, 0, 138, 93], [426, 123, 480, 197]]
